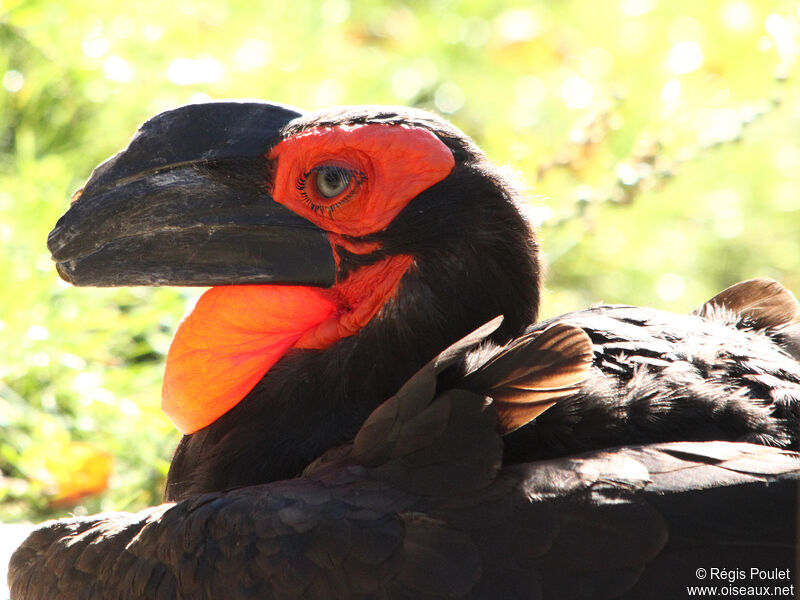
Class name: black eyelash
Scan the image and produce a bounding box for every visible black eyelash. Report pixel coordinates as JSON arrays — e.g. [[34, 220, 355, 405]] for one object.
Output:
[[296, 168, 367, 217]]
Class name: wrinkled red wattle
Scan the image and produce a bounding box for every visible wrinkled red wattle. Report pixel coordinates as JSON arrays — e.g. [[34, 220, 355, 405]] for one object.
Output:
[[162, 285, 337, 434], [162, 255, 413, 434]]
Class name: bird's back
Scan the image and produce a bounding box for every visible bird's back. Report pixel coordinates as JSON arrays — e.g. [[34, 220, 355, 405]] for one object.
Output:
[[503, 290, 800, 464]]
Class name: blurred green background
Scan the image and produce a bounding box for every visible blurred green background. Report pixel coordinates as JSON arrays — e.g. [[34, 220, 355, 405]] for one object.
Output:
[[1, 0, 799, 522]]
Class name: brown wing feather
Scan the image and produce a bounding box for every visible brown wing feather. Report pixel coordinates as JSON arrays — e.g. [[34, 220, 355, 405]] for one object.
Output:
[[464, 322, 593, 433], [695, 277, 800, 330], [695, 277, 800, 359]]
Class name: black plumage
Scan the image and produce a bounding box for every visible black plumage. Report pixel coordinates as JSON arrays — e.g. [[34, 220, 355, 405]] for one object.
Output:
[[9, 313, 800, 599], [504, 300, 800, 462]]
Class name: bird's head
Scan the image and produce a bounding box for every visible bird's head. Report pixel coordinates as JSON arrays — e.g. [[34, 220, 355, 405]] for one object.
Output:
[[48, 102, 540, 478]]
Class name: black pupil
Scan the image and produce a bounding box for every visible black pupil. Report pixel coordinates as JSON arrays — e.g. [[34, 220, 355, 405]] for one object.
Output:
[[316, 167, 350, 198]]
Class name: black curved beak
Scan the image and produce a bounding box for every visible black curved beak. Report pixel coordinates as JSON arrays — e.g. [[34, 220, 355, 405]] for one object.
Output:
[[48, 101, 337, 288]]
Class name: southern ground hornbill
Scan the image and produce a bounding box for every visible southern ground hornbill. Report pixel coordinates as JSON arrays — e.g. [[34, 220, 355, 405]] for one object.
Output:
[[9, 102, 800, 599]]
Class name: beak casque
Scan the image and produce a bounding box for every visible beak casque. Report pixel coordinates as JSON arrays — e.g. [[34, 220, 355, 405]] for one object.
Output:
[[48, 101, 337, 288]]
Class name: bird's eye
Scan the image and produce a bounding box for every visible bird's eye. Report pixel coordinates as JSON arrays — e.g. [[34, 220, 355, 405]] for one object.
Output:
[[314, 166, 351, 199], [296, 165, 366, 216]]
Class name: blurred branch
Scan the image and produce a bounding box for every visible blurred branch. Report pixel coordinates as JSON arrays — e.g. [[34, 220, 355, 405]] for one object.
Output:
[[540, 86, 790, 231], [538, 6, 799, 231]]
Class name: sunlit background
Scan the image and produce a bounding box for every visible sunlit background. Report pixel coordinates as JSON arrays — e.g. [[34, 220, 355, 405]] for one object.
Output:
[[1, 0, 799, 525]]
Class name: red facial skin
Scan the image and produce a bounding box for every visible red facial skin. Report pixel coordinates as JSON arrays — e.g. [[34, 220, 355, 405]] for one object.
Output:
[[268, 123, 455, 236], [162, 124, 454, 434]]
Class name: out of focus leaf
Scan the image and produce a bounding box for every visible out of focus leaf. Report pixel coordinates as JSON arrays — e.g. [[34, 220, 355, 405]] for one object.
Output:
[[31, 441, 113, 508]]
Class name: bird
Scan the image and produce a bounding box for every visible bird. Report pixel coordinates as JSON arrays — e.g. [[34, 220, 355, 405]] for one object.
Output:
[[9, 101, 800, 599]]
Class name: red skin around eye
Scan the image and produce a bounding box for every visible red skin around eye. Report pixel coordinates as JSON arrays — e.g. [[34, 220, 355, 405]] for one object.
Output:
[[268, 124, 455, 237]]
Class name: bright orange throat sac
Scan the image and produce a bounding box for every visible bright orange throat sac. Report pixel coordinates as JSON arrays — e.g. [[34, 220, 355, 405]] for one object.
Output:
[[162, 255, 413, 434]]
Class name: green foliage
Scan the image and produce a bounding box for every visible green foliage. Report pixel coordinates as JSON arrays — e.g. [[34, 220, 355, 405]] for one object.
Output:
[[0, 0, 798, 522]]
